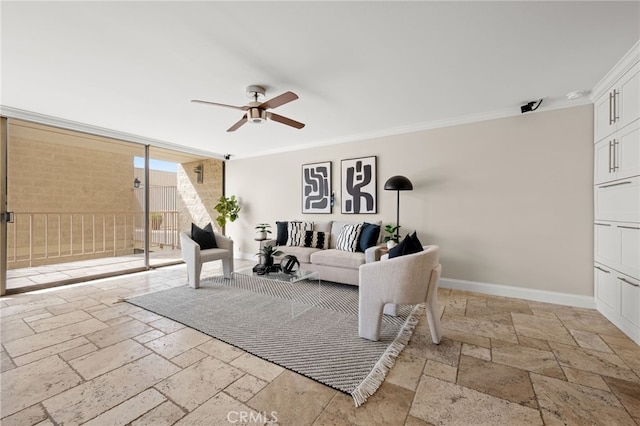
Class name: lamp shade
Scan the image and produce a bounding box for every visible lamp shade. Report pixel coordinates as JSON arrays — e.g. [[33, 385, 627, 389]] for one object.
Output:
[[384, 175, 413, 191]]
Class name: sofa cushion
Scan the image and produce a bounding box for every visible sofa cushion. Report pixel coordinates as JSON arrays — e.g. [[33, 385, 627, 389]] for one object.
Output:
[[303, 231, 326, 249], [276, 245, 321, 264], [358, 222, 381, 252], [336, 223, 362, 252], [191, 223, 217, 249], [310, 249, 366, 270], [276, 221, 288, 245], [287, 221, 313, 246]]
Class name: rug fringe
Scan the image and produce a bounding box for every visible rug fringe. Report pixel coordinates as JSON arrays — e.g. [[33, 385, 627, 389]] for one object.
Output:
[[351, 304, 424, 407]]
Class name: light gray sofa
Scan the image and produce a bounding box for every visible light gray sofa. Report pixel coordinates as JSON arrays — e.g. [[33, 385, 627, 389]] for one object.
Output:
[[259, 221, 384, 286]]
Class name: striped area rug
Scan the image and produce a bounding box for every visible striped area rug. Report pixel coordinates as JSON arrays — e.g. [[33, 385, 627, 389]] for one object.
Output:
[[127, 273, 422, 406]]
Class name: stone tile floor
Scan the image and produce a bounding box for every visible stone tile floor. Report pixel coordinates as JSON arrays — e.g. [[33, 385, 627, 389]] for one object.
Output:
[[1, 260, 639, 425]]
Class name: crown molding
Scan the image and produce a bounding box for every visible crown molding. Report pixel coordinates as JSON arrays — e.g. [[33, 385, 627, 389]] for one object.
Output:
[[0, 106, 225, 160], [591, 40, 640, 101]]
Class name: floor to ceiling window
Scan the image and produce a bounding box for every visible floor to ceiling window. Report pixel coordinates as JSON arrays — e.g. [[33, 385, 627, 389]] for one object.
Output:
[[1, 119, 222, 294]]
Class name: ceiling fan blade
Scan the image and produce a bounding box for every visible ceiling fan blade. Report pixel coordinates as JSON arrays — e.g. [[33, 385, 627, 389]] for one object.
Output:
[[267, 112, 305, 129], [227, 115, 248, 132], [191, 99, 249, 111], [259, 91, 299, 110]]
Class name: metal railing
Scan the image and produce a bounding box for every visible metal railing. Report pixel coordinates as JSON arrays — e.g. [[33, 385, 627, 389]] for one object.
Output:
[[7, 211, 179, 268]]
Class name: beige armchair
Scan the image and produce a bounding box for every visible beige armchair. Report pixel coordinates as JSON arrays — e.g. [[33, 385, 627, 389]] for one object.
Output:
[[180, 231, 234, 289], [358, 245, 442, 344]]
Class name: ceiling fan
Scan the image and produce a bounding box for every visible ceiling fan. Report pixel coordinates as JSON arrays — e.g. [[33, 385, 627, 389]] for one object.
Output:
[[192, 85, 305, 132]]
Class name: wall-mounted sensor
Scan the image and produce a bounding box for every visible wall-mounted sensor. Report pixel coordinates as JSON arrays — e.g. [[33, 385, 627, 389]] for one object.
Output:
[[521, 99, 543, 113]]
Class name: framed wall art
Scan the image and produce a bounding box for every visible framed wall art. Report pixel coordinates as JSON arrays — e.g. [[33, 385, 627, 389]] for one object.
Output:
[[341, 156, 377, 214], [302, 161, 332, 214]]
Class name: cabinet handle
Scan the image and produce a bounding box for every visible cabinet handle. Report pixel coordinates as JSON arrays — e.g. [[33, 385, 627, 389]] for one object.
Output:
[[608, 140, 613, 173], [599, 181, 632, 188], [617, 225, 640, 230], [595, 266, 611, 273], [609, 92, 614, 125], [595, 223, 611, 226], [613, 139, 619, 171], [619, 277, 639, 287], [613, 89, 620, 123]]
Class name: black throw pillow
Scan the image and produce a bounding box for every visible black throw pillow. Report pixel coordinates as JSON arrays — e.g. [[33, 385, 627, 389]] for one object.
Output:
[[276, 221, 288, 246], [191, 223, 217, 249], [388, 231, 423, 258], [358, 222, 381, 252]]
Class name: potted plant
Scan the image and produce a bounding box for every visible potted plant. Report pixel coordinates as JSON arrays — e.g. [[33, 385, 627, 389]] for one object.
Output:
[[255, 223, 272, 241], [214, 195, 241, 232], [383, 224, 400, 249], [150, 212, 163, 230], [257, 244, 283, 270]]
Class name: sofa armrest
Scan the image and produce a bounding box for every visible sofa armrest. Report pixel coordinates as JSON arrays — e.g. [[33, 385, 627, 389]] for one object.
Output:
[[214, 232, 234, 252], [365, 243, 388, 263]]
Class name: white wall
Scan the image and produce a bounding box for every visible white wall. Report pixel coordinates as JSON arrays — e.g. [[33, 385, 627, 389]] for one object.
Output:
[[226, 105, 594, 298]]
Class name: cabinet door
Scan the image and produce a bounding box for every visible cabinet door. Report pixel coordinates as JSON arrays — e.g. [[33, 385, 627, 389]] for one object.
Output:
[[617, 64, 640, 130], [619, 224, 640, 279], [594, 138, 615, 185], [595, 264, 619, 311], [594, 91, 615, 142], [594, 223, 619, 266], [619, 275, 640, 329], [615, 120, 640, 181], [595, 176, 640, 222]]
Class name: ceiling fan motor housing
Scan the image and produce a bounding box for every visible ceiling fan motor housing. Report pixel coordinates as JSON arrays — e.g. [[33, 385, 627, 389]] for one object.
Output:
[[248, 107, 266, 123]]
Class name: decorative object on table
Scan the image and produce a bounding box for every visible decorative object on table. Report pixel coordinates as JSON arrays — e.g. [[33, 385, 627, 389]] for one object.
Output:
[[341, 156, 377, 214], [127, 273, 422, 407], [280, 254, 300, 274], [214, 195, 241, 232], [302, 161, 332, 214], [383, 224, 400, 249], [255, 223, 272, 240], [257, 244, 283, 271], [384, 175, 413, 242]]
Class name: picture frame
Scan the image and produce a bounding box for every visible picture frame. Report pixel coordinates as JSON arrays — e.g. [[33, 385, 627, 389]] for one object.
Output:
[[341, 156, 377, 214], [302, 161, 332, 214]]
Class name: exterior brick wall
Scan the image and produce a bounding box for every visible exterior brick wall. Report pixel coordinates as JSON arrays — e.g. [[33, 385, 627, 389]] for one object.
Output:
[[177, 159, 224, 234]]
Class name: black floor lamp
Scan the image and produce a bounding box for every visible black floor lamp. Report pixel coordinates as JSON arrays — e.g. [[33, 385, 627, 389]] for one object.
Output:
[[384, 175, 413, 241]]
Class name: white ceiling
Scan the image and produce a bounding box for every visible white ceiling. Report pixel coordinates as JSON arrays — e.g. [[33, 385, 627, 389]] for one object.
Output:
[[2, 1, 639, 160]]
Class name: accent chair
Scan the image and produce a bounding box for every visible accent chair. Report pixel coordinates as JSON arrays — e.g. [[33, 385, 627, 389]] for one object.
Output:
[[179, 231, 234, 288]]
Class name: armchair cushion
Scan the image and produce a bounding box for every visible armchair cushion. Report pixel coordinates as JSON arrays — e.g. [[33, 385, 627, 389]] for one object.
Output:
[[389, 231, 423, 258], [191, 223, 217, 249]]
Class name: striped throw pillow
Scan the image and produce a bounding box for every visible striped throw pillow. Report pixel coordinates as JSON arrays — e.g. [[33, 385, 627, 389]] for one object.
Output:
[[303, 231, 326, 249], [286, 221, 313, 246], [335, 223, 363, 252]]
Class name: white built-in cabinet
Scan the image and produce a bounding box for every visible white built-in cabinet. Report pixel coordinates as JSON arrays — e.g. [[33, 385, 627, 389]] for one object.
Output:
[[593, 43, 640, 345]]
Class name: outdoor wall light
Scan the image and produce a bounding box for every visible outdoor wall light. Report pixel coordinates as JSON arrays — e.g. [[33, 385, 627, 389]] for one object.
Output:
[[193, 164, 204, 184], [133, 177, 141, 188]]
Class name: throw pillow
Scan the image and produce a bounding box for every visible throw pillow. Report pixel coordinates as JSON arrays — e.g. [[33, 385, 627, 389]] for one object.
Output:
[[276, 221, 288, 246], [286, 221, 313, 246], [336, 223, 363, 252], [191, 222, 217, 249], [358, 222, 381, 252], [303, 231, 326, 249], [388, 231, 423, 258]]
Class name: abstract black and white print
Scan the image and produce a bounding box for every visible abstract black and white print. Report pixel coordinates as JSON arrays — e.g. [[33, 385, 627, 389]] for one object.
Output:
[[341, 156, 377, 214], [302, 161, 332, 213]]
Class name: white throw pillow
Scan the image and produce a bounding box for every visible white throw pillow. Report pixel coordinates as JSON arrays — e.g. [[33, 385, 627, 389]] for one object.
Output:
[[335, 223, 363, 252], [286, 221, 313, 246]]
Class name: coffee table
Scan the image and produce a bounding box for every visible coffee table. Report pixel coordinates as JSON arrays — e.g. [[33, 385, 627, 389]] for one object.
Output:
[[234, 267, 322, 318]]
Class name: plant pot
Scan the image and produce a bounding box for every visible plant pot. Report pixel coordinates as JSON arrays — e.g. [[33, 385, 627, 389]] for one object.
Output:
[[387, 241, 397, 249], [257, 231, 267, 240]]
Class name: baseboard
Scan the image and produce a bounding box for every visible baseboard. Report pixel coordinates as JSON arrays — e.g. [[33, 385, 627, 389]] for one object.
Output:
[[439, 277, 596, 309]]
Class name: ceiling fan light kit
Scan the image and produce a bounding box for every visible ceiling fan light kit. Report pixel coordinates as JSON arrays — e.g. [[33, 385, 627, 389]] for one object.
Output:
[[192, 84, 305, 132]]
